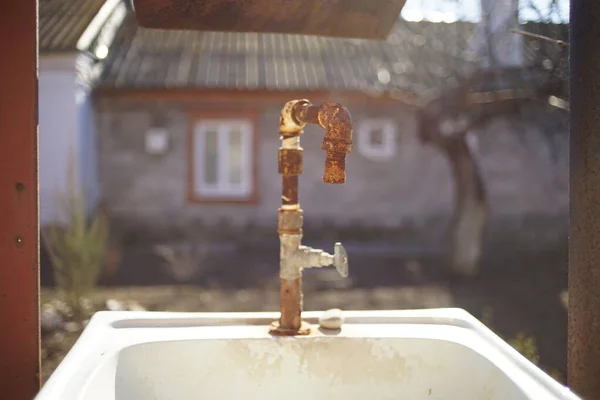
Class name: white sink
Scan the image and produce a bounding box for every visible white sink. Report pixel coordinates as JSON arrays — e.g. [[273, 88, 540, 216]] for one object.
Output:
[[36, 308, 578, 400]]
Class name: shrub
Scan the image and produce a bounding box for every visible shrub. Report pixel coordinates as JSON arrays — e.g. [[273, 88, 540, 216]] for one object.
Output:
[[481, 306, 563, 382], [42, 170, 109, 319], [509, 332, 540, 365]]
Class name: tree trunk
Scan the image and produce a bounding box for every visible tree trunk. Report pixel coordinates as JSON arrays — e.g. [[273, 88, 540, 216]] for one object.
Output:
[[441, 134, 488, 277]]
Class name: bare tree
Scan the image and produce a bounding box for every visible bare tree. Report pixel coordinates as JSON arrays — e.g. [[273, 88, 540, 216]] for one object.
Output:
[[402, 0, 568, 276]]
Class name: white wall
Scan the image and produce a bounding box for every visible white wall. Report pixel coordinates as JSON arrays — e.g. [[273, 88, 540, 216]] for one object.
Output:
[[78, 83, 100, 213], [39, 54, 98, 225], [471, 0, 522, 68]]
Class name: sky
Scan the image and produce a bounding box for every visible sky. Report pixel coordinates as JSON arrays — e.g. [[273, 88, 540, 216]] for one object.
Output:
[[401, 0, 569, 23]]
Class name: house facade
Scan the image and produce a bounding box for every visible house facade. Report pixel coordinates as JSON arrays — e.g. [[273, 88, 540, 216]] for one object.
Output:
[[92, 14, 568, 249]]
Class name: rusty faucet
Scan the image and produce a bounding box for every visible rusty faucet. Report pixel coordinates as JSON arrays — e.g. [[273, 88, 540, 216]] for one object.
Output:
[[270, 100, 352, 336]]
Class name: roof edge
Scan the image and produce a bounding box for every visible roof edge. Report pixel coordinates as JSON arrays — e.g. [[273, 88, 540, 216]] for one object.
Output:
[[39, 49, 79, 56], [91, 87, 420, 107]]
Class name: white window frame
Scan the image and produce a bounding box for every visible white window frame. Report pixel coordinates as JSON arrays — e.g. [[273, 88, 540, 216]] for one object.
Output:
[[357, 119, 396, 160], [192, 119, 253, 199]]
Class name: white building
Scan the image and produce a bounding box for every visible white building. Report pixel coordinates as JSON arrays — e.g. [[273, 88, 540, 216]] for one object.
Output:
[[39, 0, 127, 224]]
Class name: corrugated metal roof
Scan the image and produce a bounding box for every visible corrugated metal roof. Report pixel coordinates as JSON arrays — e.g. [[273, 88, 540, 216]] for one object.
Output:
[[96, 14, 479, 96], [39, 0, 108, 54], [95, 13, 567, 98]]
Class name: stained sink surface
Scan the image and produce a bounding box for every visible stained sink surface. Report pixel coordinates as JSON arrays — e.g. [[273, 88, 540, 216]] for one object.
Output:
[[35, 309, 579, 400]]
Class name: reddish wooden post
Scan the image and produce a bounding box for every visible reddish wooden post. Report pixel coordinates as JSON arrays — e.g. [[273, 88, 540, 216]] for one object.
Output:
[[0, 0, 41, 398]]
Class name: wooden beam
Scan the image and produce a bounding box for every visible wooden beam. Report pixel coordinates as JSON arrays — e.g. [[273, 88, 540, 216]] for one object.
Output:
[[568, 0, 600, 398], [0, 0, 41, 398]]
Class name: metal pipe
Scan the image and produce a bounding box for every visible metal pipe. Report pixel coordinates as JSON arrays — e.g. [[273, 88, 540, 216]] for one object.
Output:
[[568, 1, 600, 398], [270, 99, 352, 336]]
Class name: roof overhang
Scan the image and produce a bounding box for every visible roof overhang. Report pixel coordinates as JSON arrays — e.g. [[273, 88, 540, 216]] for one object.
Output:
[[131, 0, 408, 40], [92, 87, 420, 108]]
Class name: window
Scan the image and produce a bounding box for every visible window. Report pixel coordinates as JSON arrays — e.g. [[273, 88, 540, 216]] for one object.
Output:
[[357, 119, 396, 160], [191, 119, 254, 201]]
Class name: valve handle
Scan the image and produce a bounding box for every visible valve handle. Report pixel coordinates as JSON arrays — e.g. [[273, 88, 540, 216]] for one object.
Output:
[[333, 242, 349, 278]]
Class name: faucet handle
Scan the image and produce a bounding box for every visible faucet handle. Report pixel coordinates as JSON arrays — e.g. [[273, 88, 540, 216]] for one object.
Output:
[[333, 242, 349, 278]]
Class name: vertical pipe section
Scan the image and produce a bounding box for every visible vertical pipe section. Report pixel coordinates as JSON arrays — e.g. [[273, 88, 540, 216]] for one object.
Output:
[[277, 135, 306, 333], [279, 277, 303, 331], [568, 1, 600, 398], [0, 0, 41, 398]]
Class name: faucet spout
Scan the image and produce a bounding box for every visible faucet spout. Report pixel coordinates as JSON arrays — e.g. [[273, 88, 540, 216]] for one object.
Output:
[[291, 101, 353, 184], [318, 103, 353, 184]]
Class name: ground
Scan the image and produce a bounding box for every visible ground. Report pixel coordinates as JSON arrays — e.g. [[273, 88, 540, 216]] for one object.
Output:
[[40, 242, 568, 385]]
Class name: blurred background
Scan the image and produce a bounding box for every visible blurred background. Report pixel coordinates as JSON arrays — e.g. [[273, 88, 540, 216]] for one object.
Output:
[[38, 0, 569, 384]]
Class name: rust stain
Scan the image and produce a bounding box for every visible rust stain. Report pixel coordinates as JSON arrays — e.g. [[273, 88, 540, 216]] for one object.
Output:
[[281, 176, 299, 206], [278, 148, 303, 176], [225, 338, 411, 385], [278, 208, 303, 235], [132, 0, 407, 40], [271, 278, 310, 335]]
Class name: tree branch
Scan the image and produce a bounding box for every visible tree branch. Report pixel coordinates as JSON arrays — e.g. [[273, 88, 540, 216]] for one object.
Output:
[[509, 28, 569, 47]]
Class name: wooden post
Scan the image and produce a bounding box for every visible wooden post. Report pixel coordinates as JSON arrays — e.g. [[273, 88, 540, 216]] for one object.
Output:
[[0, 0, 41, 398], [568, 0, 600, 398]]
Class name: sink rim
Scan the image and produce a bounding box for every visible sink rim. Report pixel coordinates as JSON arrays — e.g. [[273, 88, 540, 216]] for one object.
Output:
[[36, 308, 578, 400], [108, 308, 479, 329]]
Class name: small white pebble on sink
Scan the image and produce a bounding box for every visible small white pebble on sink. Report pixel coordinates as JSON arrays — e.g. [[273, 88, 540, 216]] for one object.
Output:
[[319, 308, 344, 330]]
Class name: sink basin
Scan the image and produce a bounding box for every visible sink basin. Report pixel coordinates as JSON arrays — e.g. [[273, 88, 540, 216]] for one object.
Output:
[[36, 308, 578, 400]]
